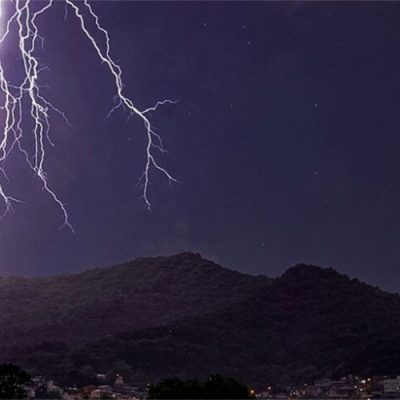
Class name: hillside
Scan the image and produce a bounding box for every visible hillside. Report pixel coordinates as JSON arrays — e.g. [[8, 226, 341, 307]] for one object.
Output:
[[2, 255, 400, 388], [0, 252, 269, 347]]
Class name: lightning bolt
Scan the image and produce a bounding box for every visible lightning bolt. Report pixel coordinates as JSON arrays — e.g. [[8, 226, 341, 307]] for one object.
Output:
[[0, 0, 176, 231]]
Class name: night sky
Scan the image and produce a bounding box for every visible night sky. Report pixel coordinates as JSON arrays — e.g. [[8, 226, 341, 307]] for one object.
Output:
[[0, 1, 399, 291]]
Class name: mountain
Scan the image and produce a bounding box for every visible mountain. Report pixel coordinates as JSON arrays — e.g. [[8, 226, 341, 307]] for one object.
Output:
[[1, 254, 400, 389], [0, 252, 269, 347]]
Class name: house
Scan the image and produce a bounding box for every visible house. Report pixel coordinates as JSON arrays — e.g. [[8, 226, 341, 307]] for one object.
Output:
[[383, 377, 400, 393], [115, 375, 124, 386]]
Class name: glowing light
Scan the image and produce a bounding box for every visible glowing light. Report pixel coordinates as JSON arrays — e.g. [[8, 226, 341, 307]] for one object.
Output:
[[0, 0, 176, 231]]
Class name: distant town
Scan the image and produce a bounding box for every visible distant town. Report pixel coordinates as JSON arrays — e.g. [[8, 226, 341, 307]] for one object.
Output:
[[26, 373, 148, 400], [255, 375, 400, 399], [21, 373, 400, 400]]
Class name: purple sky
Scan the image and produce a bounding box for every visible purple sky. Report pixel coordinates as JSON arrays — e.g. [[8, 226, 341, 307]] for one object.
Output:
[[0, 1, 400, 291]]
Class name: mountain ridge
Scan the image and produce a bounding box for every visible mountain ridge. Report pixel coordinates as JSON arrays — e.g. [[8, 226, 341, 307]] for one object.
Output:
[[1, 253, 399, 388], [0, 252, 270, 348]]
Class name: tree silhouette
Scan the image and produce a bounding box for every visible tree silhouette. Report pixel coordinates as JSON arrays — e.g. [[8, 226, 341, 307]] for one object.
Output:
[[149, 375, 252, 399], [0, 364, 30, 399]]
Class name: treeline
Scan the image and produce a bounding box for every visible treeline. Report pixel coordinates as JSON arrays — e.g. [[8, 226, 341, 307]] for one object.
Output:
[[0, 364, 30, 399], [149, 375, 254, 399]]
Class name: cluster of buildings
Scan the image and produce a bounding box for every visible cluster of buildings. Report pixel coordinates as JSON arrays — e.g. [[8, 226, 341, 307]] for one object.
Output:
[[24, 373, 400, 399], [255, 375, 400, 399], [25, 374, 148, 400]]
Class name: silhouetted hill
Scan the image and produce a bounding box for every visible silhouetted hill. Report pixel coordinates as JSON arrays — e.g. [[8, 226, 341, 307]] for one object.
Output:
[[0, 253, 269, 347], [2, 256, 400, 388]]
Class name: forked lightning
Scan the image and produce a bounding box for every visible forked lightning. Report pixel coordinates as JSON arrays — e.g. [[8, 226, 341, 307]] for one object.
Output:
[[0, 0, 176, 231]]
